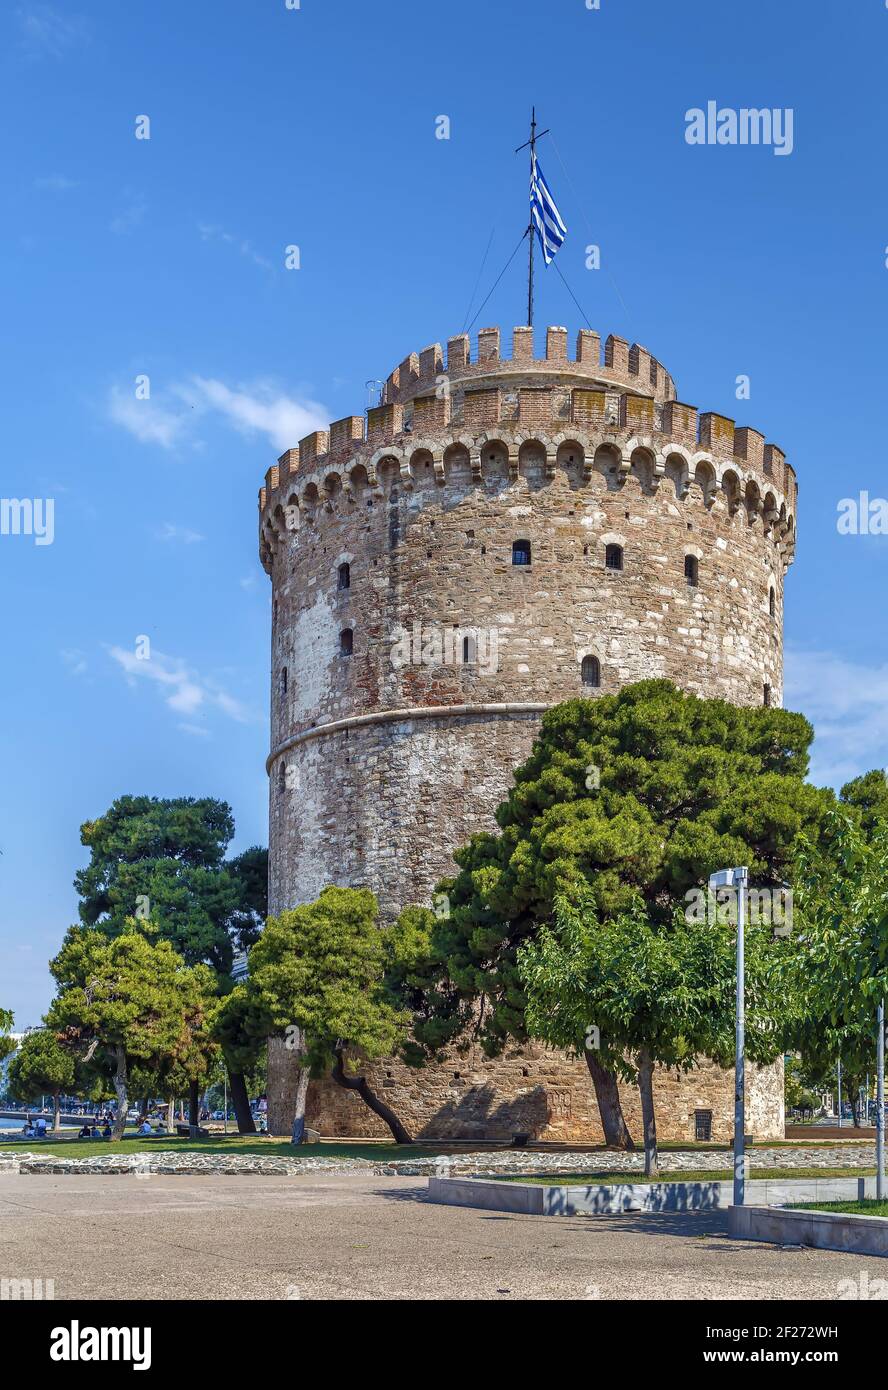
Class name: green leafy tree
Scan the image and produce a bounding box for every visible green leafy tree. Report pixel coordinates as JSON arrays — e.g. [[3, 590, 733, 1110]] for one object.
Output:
[[213, 987, 264, 1126], [783, 808, 888, 1130], [225, 846, 269, 951], [137, 958, 220, 1136], [8, 1029, 76, 1133], [839, 770, 888, 837], [0, 1009, 14, 1069], [519, 892, 786, 1173], [246, 887, 413, 1144], [0, 1011, 17, 1105], [74, 795, 266, 1131], [783, 1057, 820, 1120], [47, 927, 215, 1140], [786, 1041, 870, 1125], [177, 965, 222, 1135], [414, 681, 827, 1147]]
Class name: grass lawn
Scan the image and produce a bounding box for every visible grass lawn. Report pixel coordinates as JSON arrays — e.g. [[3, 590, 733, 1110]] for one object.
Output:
[[0, 1133, 877, 1164], [0, 1134, 433, 1162], [498, 1168, 880, 1186], [0, 1134, 740, 1160], [749, 1138, 876, 1147], [791, 1199, 888, 1217]]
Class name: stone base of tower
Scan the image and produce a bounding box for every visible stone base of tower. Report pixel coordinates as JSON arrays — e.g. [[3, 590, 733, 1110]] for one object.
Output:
[[268, 1043, 784, 1144]]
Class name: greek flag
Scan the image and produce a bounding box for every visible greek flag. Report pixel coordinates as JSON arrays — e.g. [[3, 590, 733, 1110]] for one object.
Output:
[[530, 153, 567, 265]]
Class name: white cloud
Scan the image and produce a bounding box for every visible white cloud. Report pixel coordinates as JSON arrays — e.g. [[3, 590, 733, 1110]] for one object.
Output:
[[154, 522, 205, 545], [107, 377, 330, 454], [108, 645, 254, 728], [107, 386, 187, 448], [784, 647, 888, 789], [198, 223, 272, 271], [182, 377, 329, 452]]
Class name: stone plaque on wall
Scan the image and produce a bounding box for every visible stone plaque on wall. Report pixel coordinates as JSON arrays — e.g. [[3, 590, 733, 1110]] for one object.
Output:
[[547, 1089, 573, 1121]]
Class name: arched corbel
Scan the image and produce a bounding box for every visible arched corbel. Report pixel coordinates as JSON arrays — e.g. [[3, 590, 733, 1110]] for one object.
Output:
[[508, 445, 520, 483]]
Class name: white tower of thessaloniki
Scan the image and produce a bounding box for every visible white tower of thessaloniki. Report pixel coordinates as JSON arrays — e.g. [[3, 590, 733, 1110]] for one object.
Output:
[[258, 324, 796, 1141]]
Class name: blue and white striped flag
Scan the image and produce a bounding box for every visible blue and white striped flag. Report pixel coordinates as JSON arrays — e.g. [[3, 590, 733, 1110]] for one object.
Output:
[[530, 152, 567, 265]]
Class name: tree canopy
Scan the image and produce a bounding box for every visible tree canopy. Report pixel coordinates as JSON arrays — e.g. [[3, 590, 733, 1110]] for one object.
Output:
[[74, 795, 266, 978], [7, 1029, 76, 1131], [780, 806, 888, 1124], [248, 888, 409, 1070], [415, 681, 828, 1062], [246, 887, 414, 1142], [46, 927, 217, 1139], [0, 1008, 14, 1067], [72, 794, 267, 1132], [519, 891, 787, 1170]]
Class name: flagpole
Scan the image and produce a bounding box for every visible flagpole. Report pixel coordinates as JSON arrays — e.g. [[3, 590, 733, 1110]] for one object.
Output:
[[527, 108, 536, 328], [516, 108, 549, 330]]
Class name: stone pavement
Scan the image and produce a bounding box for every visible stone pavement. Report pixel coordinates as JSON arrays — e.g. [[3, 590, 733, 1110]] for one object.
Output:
[[0, 1169, 884, 1301]]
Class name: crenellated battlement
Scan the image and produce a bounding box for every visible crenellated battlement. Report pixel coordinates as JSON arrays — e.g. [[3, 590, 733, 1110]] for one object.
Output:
[[259, 432, 796, 583], [256, 324, 797, 576], [377, 325, 677, 408]]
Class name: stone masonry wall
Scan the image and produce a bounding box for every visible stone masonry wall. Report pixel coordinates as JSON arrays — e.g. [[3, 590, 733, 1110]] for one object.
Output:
[[259, 325, 795, 1144], [298, 1047, 783, 1145]]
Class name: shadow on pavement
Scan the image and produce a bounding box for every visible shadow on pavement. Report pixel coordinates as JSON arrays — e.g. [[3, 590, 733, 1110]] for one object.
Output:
[[377, 1184, 738, 1241], [371, 1184, 430, 1204], [572, 1209, 731, 1239]]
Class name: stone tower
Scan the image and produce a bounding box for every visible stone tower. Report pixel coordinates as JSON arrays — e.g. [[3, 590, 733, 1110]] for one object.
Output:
[[258, 325, 796, 1142]]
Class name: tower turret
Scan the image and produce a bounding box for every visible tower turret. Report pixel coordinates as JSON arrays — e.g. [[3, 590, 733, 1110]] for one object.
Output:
[[258, 324, 795, 1142]]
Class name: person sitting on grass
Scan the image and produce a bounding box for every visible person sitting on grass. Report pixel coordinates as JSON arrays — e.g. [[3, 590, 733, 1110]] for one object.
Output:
[[137, 1119, 154, 1136], [78, 1122, 91, 1139], [102, 1123, 112, 1139], [90, 1125, 101, 1139]]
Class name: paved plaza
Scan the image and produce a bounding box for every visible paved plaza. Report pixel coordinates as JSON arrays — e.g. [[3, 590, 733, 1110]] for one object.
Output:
[[1, 1171, 885, 1301]]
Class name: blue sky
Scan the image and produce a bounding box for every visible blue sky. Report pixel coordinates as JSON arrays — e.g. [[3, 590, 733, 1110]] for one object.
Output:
[[1, 0, 886, 1024]]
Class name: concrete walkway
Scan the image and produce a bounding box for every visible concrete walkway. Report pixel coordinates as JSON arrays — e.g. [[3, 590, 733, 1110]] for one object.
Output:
[[1, 1170, 886, 1301]]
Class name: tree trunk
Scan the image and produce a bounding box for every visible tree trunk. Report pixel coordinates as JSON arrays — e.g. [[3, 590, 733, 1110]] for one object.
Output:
[[638, 1047, 658, 1177], [266, 1033, 304, 1136], [292, 1067, 310, 1145], [137, 1096, 149, 1125], [188, 1080, 200, 1139], [851, 1093, 862, 1128], [111, 1046, 128, 1141], [52, 1091, 62, 1135], [166, 1098, 175, 1132], [279, 1026, 310, 1144], [584, 1049, 635, 1150], [227, 1066, 256, 1135], [331, 1049, 413, 1144]]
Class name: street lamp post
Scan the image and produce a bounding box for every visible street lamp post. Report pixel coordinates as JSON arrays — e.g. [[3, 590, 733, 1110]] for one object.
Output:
[[877, 1000, 885, 1201], [710, 866, 749, 1207]]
